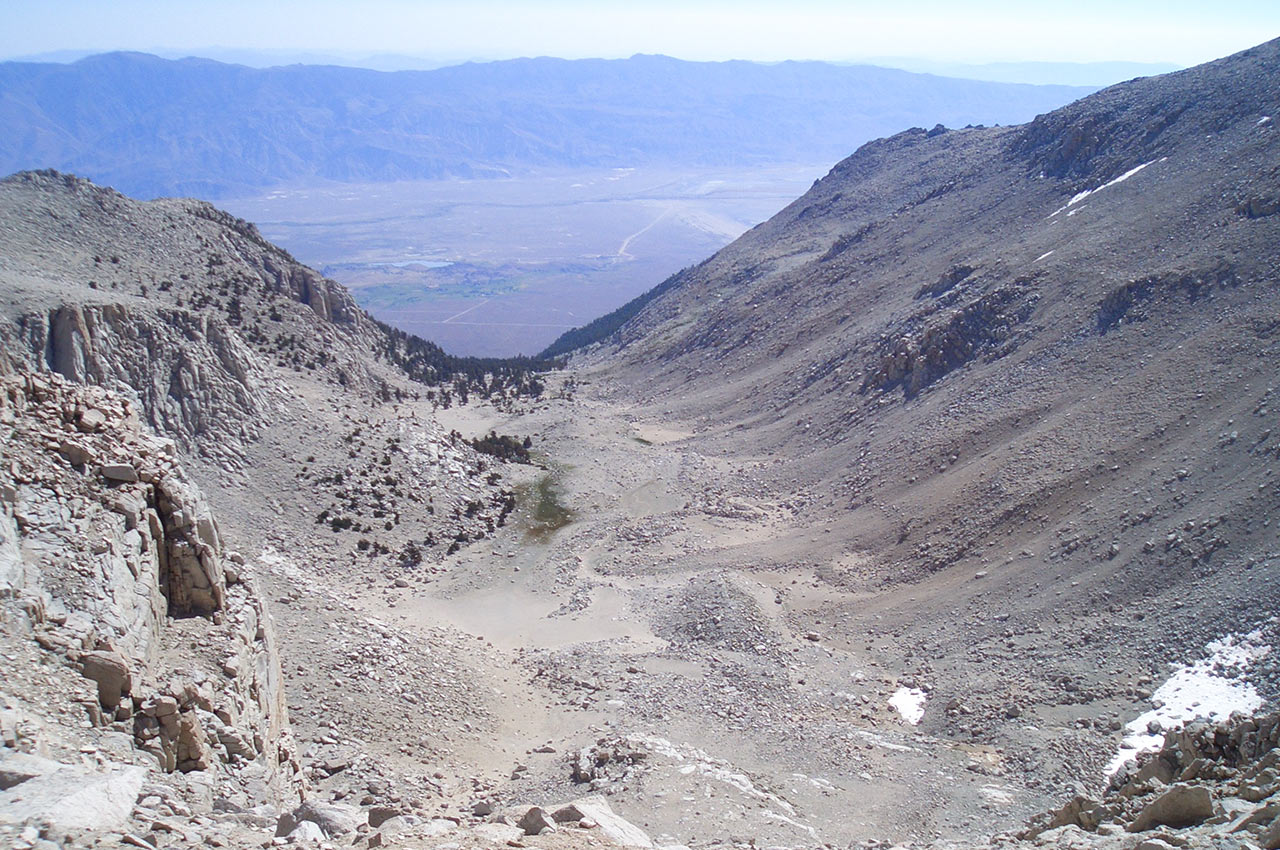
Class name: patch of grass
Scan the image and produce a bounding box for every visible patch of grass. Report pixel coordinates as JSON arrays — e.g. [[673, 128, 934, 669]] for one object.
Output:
[[516, 471, 574, 541]]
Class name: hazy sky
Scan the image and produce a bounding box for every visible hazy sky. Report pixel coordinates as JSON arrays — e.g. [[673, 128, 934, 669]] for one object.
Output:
[[4, 0, 1278, 66]]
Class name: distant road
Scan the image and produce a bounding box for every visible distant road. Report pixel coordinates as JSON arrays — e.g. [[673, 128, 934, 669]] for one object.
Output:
[[617, 207, 674, 260]]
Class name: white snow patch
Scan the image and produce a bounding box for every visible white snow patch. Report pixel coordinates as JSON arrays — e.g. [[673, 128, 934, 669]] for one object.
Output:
[[1105, 627, 1271, 776], [1049, 158, 1164, 217], [852, 730, 915, 752], [760, 810, 818, 837], [790, 772, 834, 790], [1035, 250, 1055, 262], [889, 687, 927, 725], [635, 735, 810, 829]]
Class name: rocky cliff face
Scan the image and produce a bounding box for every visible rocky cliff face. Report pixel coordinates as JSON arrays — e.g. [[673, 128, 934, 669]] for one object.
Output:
[[0, 170, 369, 464], [0, 170, 554, 847], [13, 302, 276, 466], [0, 170, 547, 470], [0, 370, 302, 846]]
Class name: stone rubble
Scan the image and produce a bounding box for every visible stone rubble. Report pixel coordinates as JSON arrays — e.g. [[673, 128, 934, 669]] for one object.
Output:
[[0, 371, 303, 847]]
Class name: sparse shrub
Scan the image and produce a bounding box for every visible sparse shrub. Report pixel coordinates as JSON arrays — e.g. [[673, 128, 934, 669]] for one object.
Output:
[[399, 541, 424, 569], [468, 431, 533, 463]]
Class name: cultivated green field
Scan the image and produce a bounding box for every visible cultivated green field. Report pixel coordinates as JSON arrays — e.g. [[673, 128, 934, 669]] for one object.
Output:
[[221, 165, 824, 356]]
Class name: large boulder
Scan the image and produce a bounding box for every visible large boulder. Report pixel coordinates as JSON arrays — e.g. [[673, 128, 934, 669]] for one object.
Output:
[[1127, 783, 1214, 832], [275, 799, 361, 838], [100, 463, 139, 483], [1021, 794, 1106, 839], [517, 806, 557, 836], [80, 650, 132, 710], [286, 820, 325, 843], [0, 763, 146, 831], [552, 796, 654, 847]]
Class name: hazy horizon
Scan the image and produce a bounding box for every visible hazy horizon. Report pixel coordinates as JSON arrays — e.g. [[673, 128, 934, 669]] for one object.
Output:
[[1, 47, 1185, 88], [5, 0, 1278, 71]]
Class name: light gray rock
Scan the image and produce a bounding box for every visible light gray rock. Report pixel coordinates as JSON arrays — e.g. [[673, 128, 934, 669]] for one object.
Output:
[[0, 753, 65, 791], [287, 820, 325, 843], [518, 805, 557, 836], [0, 763, 146, 831], [101, 463, 139, 483], [276, 799, 361, 838], [421, 819, 456, 837], [80, 649, 132, 710], [472, 822, 523, 844], [552, 796, 654, 847], [1127, 783, 1214, 832], [0, 511, 22, 596], [77, 408, 106, 432]]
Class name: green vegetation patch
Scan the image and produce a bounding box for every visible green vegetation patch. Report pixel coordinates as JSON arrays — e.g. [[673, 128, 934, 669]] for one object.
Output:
[[517, 472, 575, 542]]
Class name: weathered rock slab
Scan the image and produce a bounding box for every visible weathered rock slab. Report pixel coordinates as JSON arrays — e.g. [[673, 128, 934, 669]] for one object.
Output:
[[1127, 783, 1214, 832], [81, 649, 132, 710], [276, 799, 361, 838], [518, 805, 558, 836], [553, 795, 654, 847], [0, 763, 146, 831]]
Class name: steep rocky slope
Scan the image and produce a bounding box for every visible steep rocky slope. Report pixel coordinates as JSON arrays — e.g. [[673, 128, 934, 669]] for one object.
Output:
[[519, 37, 1280, 841], [0, 170, 543, 560], [0, 170, 547, 462], [0, 370, 302, 847], [559, 36, 1280, 672], [0, 171, 564, 847]]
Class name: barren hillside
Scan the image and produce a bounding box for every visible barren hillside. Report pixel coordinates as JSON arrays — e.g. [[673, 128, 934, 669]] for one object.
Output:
[[3, 37, 1280, 850], [560, 36, 1280, 692]]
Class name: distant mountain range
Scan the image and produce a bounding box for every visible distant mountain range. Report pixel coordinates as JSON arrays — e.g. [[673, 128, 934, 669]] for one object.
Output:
[[9, 49, 1180, 84], [0, 52, 1096, 198], [866, 57, 1181, 87]]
